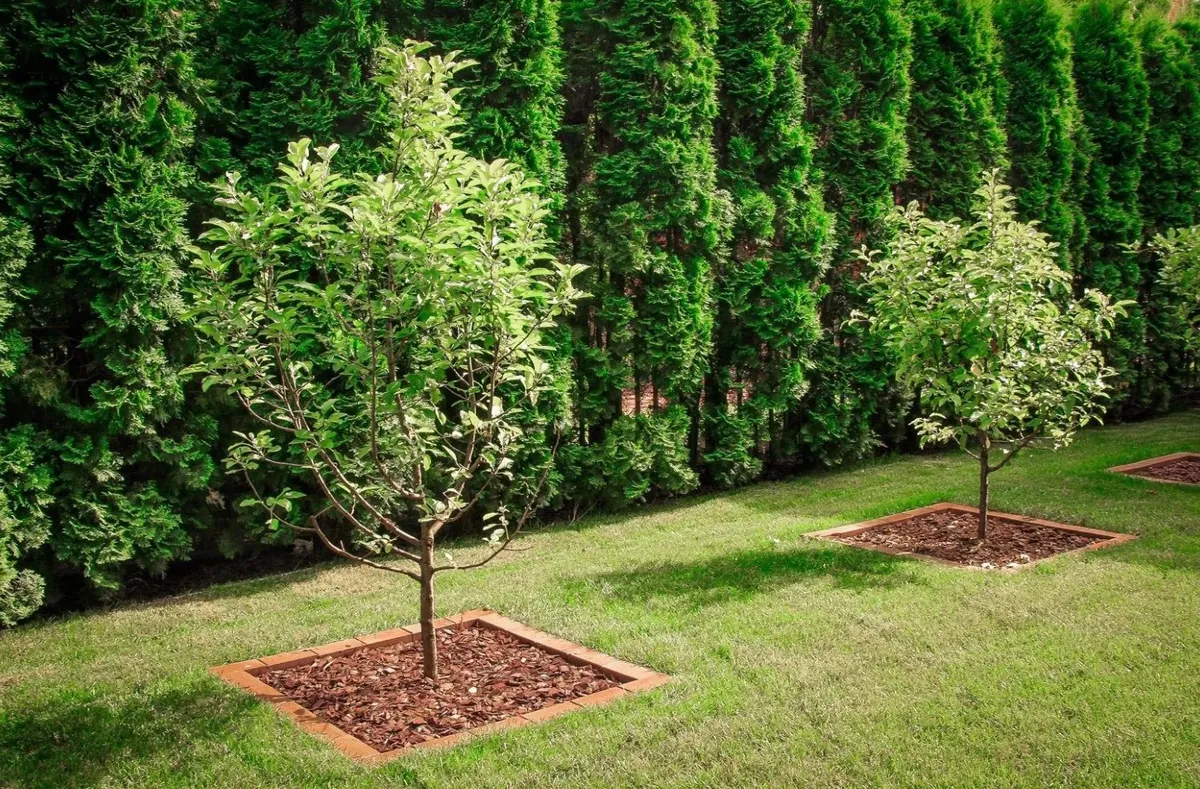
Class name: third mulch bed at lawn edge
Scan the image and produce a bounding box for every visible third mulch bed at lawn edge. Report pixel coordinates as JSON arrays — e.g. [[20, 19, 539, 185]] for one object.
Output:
[[1124, 456, 1200, 484]]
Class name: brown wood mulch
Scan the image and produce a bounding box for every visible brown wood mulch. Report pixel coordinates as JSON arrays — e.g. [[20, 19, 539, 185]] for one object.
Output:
[[258, 624, 617, 751], [1126, 457, 1200, 484], [835, 509, 1105, 569]]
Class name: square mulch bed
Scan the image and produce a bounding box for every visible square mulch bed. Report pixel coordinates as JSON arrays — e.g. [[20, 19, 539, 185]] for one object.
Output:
[[209, 610, 669, 763], [806, 503, 1134, 571], [1110, 452, 1200, 486]]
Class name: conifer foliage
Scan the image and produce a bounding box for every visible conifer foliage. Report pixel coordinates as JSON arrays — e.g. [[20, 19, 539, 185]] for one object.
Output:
[[2, 0, 216, 605], [197, 0, 389, 183], [1071, 0, 1150, 411], [412, 0, 567, 222], [1139, 16, 1200, 235], [0, 40, 50, 626], [199, 0, 567, 219], [807, 0, 913, 262], [706, 0, 831, 485], [1136, 15, 1200, 408], [800, 0, 913, 465], [560, 0, 721, 503], [994, 0, 1089, 268], [900, 0, 1007, 219]]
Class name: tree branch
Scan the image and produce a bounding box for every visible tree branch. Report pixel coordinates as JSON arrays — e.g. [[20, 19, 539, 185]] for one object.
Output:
[[432, 434, 559, 573], [310, 518, 422, 582], [987, 433, 1039, 473]]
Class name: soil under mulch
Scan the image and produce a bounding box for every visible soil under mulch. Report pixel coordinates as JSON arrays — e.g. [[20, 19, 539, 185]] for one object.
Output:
[[259, 624, 617, 751], [1125, 457, 1200, 484], [836, 509, 1105, 568]]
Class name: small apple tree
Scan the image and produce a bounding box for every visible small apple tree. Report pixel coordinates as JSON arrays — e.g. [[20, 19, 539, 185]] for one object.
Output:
[[189, 43, 584, 679], [1150, 225, 1200, 360], [858, 171, 1125, 539]]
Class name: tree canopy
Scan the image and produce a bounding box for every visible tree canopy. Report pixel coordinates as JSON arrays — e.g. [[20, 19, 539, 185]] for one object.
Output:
[[189, 44, 583, 676], [861, 172, 1122, 536]]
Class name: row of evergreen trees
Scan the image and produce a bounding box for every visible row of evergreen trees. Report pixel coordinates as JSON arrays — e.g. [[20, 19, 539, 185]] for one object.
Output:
[[1, 0, 1198, 621]]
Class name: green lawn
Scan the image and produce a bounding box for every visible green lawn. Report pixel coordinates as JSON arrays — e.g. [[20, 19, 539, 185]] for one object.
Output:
[[4, 413, 1200, 788]]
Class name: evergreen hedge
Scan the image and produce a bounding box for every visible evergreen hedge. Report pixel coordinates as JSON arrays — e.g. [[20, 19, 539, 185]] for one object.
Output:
[[560, 0, 720, 505], [1137, 13, 1200, 409], [707, 0, 831, 484], [901, 0, 1006, 219], [0, 37, 48, 625], [413, 0, 567, 227], [800, 0, 913, 465], [3, 0, 1200, 621], [2, 0, 216, 611], [994, 0, 1089, 270], [196, 0, 388, 184], [1071, 0, 1150, 413], [1140, 15, 1200, 235]]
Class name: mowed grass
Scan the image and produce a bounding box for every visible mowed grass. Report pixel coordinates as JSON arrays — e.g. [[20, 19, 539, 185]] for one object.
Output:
[[3, 414, 1200, 788]]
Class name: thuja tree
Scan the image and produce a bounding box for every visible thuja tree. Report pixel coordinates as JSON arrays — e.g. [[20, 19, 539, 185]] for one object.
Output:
[[706, 0, 832, 485], [559, 0, 720, 502], [0, 222, 48, 624], [1139, 16, 1200, 235], [1071, 0, 1150, 411], [201, 0, 567, 216], [801, 0, 912, 465], [190, 45, 583, 678], [806, 0, 911, 289], [900, 0, 1007, 220], [994, 0, 1089, 270], [861, 173, 1122, 538], [410, 0, 567, 229], [3, 0, 215, 603], [1135, 15, 1200, 409], [195, 0, 389, 184], [0, 41, 51, 625]]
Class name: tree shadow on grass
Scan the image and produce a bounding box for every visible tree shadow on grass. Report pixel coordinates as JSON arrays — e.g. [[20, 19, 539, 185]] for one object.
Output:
[[588, 543, 922, 610], [0, 678, 260, 789], [0, 674, 435, 789]]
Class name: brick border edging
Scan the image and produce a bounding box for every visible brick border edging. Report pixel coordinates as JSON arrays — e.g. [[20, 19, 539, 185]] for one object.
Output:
[[1109, 452, 1200, 486], [805, 502, 1136, 572], [209, 610, 670, 764]]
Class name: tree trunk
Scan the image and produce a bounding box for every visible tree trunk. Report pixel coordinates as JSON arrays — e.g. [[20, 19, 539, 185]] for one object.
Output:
[[688, 388, 704, 469], [977, 431, 990, 541], [419, 528, 438, 680]]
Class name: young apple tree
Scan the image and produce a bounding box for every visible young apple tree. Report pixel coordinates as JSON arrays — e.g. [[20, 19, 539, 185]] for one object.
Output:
[[189, 43, 584, 679], [1150, 225, 1200, 358], [858, 171, 1126, 540]]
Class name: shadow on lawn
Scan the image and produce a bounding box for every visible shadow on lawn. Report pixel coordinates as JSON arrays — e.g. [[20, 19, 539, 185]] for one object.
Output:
[[588, 543, 920, 609], [0, 678, 258, 788]]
